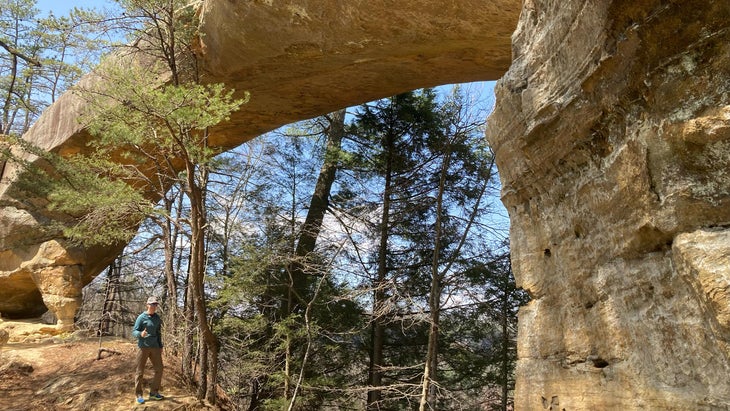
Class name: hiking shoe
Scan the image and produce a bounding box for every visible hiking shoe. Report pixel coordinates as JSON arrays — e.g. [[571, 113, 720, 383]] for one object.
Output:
[[149, 392, 164, 401], [136, 396, 145, 404]]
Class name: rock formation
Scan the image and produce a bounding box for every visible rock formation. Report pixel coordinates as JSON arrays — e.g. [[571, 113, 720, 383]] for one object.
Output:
[[2, 0, 730, 408], [488, 0, 730, 408], [0, 1, 518, 326]]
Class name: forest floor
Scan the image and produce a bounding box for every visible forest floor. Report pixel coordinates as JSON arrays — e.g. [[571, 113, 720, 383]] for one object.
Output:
[[0, 319, 226, 411]]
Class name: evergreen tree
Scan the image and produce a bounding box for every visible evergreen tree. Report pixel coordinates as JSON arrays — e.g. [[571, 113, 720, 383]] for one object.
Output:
[[210, 113, 364, 410], [458, 246, 529, 410], [338, 86, 521, 409], [343, 89, 447, 409], [42, 0, 246, 403], [0, 0, 103, 135]]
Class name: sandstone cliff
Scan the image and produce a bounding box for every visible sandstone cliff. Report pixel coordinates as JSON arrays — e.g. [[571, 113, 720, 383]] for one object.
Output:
[[488, 0, 730, 408]]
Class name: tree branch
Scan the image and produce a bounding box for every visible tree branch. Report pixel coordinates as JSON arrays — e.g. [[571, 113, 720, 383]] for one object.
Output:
[[0, 39, 41, 67]]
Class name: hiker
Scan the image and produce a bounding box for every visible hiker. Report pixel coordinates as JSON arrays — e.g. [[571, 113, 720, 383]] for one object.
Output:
[[132, 296, 164, 404]]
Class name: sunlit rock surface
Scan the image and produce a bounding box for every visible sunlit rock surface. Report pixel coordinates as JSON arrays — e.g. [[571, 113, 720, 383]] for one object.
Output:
[[488, 0, 730, 408]]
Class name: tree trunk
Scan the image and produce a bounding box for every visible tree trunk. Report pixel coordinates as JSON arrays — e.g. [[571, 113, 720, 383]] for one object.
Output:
[[282, 110, 346, 401], [182, 272, 195, 383], [367, 130, 395, 410], [99, 258, 121, 336], [288, 109, 346, 310], [197, 333, 208, 399], [1, 54, 18, 134], [162, 192, 179, 314], [161, 191, 181, 355], [419, 149, 451, 411], [284, 331, 292, 400], [187, 161, 219, 404], [293, 109, 346, 259], [248, 378, 260, 411]]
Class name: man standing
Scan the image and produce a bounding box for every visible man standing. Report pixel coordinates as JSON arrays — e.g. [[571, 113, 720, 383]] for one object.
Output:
[[132, 296, 164, 404]]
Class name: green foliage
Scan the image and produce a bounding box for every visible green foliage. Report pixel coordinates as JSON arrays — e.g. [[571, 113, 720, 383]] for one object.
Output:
[[112, 0, 197, 45], [210, 202, 367, 409], [46, 157, 155, 246], [0, 135, 154, 246], [0, 0, 105, 135], [80, 61, 246, 165], [44, 44, 246, 248], [335, 86, 519, 409]]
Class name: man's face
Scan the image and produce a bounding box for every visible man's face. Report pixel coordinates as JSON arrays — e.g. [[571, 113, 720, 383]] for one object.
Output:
[[147, 303, 158, 312]]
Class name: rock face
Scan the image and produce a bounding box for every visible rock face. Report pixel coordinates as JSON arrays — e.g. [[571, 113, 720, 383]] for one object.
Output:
[[0, 1, 519, 326], [488, 0, 730, 409], [2, 0, 730, 408]]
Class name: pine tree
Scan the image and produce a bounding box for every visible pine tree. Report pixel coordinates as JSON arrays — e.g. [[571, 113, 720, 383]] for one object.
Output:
[[46, 0, 246, 403], [338, 86, 521, 409], [0, 0, 103, 135], [343, 89, 447, 409], [209, 112, 365, 410]]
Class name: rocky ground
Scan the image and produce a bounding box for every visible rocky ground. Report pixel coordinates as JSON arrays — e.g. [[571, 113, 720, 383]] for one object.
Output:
[[0, 319, 225, 411]]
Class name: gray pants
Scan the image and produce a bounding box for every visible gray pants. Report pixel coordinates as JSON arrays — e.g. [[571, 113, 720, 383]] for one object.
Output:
[[134, 347, 163, 396]]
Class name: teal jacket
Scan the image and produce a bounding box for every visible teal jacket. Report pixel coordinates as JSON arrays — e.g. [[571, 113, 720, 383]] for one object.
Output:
[[132, 312, 163, 348]]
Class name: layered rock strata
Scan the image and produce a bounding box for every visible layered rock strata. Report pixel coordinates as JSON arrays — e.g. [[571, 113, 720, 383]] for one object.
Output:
[[488, 0, 730, 408]]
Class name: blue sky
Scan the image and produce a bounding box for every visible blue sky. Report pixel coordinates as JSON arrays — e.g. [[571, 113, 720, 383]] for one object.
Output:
[[31, 0, 509, 233], [35, 0, 111, 15]]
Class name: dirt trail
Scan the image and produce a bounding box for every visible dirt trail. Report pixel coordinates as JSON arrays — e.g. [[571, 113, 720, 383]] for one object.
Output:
[[0, 320, 217, 411]]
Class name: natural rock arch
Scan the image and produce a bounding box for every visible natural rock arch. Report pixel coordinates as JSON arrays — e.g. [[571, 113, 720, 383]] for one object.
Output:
[[2, 1, 730, 409], [0, 0, 519, 324]]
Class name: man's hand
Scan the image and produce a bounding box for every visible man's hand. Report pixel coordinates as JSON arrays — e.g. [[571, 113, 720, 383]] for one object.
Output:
[[141, 328, 148, 338]]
